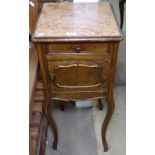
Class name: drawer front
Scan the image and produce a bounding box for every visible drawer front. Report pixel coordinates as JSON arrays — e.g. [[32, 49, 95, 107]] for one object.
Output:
[[48, 59, 111, 92], [45, 43, 111, 55]]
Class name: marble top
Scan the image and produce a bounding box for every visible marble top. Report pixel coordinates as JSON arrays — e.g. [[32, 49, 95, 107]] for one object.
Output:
[[33, 2, 122, 42]]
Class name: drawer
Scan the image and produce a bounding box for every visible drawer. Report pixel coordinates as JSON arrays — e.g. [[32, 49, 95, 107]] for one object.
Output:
[[48, 59, 111, 92], [45, 43, 111, 55]]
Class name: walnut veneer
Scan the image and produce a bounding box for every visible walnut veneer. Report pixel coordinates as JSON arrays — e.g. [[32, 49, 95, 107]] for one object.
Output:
[[32, 2, 123, 152]]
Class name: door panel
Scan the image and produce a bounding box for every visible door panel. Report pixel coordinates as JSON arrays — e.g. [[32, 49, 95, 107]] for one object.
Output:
[[48, 59, 111, 92]]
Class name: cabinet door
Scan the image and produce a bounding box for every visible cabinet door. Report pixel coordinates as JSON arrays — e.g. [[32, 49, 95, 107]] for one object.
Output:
[[48, 59, 111, 92]]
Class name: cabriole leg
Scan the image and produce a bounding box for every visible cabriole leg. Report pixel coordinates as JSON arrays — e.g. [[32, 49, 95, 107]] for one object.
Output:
[[101, 94, 115, 152], [43, 99, 58, 150]]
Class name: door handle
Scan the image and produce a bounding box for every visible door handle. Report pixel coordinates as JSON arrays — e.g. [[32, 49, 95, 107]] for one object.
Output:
[[49, 73, 56, 81]]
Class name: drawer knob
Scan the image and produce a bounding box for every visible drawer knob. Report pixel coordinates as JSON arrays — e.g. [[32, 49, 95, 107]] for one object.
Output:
[[75, 46, 81, 53]]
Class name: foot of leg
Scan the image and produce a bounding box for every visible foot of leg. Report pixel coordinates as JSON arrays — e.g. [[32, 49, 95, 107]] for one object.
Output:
[[98, 99, 103, 110], [60, 101, 65, 111]]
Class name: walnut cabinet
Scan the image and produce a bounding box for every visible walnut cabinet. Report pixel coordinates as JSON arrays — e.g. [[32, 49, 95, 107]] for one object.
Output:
[[32, 2, 123, 152]]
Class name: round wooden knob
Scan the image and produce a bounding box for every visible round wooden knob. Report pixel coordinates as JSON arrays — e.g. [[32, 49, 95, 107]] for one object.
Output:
[[75, 46, 81, 53]]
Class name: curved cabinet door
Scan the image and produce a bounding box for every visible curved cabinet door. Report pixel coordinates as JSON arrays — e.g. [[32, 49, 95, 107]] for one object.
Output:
[[48, 59, 111, 92]]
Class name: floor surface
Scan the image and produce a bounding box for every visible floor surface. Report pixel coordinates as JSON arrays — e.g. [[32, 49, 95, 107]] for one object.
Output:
[[45, 108, 98, 155]]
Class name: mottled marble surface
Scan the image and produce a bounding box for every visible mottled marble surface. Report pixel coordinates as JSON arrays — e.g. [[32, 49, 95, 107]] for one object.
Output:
[[34, 2, 122, 40]]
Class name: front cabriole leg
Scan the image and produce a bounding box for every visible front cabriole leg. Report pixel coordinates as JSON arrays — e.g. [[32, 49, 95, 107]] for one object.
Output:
[[101, 94, 114, 151]]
